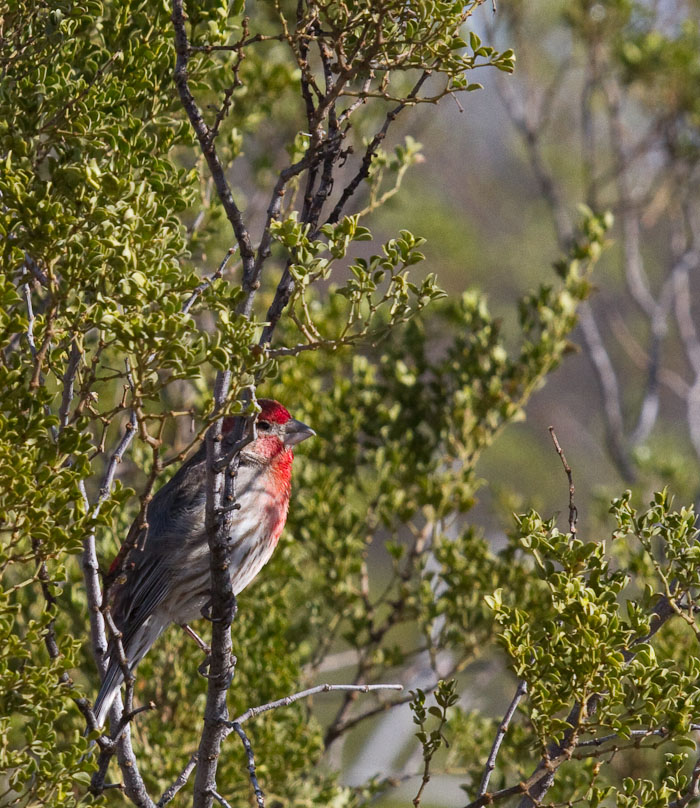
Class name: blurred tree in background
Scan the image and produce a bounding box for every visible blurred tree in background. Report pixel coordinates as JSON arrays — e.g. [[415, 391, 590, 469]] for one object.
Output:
[[1, 2, 700, 808], [384, 0, 700, 521]]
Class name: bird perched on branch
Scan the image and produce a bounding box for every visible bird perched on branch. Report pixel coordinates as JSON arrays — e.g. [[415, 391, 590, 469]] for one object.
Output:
[[93, 399, 314, 728]]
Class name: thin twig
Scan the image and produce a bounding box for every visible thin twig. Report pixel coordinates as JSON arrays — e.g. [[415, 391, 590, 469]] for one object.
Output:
[[182, 247, 238, 315], [574, 725, 700, 748], [325, 70, 431, 227], [229, 723, 265, 808], [157, 754, 198, 807], [258, 69, 432, 350], [59, 338, 82, 430], [22, 281, 58, 442], [477, 679, 527, 797], [22, 283, 38, 359], [548, 428, 577, 537], [578, 304, 635, 481], [209, 790, 233, 808], [226, 683, 403, 727]]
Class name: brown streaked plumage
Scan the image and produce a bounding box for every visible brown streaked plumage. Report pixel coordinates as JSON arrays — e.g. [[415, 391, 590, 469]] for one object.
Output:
[[93, 400, 314, 727]]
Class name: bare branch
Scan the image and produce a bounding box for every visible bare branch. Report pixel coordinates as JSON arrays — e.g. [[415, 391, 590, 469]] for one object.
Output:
[[326, 70, 431, 227], [81, 410, 155, 807], [672, 253, 700, 376], [22, 282, 38, 360], [59, 338, 82, 430], [31, 532, 110, 755], [575, 724, 700, 749], [182, 247, 238, 316], [227, 683, 403, 728], [191, 368, 240, 808], [189, 33, 283, 53], [209, 790, 234, 808], [548, 428, 577, 537], [229, 723, 265, 808], [601, 75, 681, 448], [259, 266, 296, 348], [609, 312, 689, 399], [495, 75, 572, 246], [98, 412, 138, 502], [171, 0, 255, 283], [577, 304, 635, 482], [207, 20, 249, 144], [259, 69, 432, 349], [157, 754, 198, 807], [477, 679, 527, 798], [463, 747, 577, 808], [603, 77, 657, 317]]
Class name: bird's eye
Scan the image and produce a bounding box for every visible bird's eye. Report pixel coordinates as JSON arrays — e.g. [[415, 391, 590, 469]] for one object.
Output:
[[257, 420, 271, 431]]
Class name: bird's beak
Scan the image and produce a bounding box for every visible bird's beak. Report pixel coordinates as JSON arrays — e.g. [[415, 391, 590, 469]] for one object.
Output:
[[284, 418, 316, 447]]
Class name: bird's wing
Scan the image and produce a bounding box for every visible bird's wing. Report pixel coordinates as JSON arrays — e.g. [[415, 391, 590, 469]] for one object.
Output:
[[111, 454, 207, 637]]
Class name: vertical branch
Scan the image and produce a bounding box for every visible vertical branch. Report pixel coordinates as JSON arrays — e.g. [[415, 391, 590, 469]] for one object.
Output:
[[22, 282, 38, 360], [548, 427, 577, 537], [260, 68, 432, 349], [602, 78, 657, 317], [192, 369, 239, 808], [602, 76, 672, 447], [325, 70, 431, 228], [22, 281, 58, 442], [81, 411, 156, 807], [577, 304, 635, 481], [170, 10, 266, 806], [170, 7, 271, 804], [494, 77, 572, 246], [230, 723, 265, 808], [171, 0, 255, 285], [671, 241, 700, 462], [59, 337, 82, 430]]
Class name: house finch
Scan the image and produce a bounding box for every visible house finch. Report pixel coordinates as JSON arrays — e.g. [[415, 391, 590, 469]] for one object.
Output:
[[93, 399, 314, 728]]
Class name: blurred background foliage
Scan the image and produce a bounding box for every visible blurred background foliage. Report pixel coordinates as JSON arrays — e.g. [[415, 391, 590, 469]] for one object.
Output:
[[2, 0, 700, 807]]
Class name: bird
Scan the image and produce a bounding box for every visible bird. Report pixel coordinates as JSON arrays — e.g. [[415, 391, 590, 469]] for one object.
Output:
[[93, 399, 314, 728]]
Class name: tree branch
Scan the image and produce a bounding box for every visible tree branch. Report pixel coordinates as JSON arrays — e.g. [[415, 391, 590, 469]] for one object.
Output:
[[157, 754, 198, 807], [171, 0, 255, 283], [229, 723, 265, 808], [577, 303, 635, 482], [477, 679, 527, 798], [191, 370, 242, 808], [325, 70, 431, 227], [548, 427, 577, 537], [58, 337, 82, 430], [226, 682, 403, 728], [81, 410, 155, 806], [182, 247, 238, 316]]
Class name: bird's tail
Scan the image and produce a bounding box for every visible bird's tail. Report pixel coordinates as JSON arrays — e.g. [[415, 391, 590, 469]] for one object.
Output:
[[93, 659, 123, 728], [93, 616, 167, 728]]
